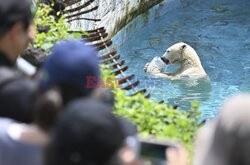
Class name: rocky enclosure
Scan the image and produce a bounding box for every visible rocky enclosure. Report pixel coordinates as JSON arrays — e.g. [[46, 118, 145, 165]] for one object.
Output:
[[68, 0, 164, 38]]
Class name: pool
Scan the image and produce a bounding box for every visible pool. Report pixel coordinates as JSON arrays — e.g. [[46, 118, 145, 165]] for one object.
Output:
[[111, 0, 250, 120]]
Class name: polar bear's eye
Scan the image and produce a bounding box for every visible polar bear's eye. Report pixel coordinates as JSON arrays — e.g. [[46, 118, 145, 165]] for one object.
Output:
[[167, 50, 170, 53]]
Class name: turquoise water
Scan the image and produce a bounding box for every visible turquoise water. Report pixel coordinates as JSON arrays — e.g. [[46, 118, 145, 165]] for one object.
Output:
[[111, 0, 250, 120]]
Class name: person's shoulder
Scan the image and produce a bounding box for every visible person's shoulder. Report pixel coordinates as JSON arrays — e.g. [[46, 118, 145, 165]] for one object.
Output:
[[0, 66, 37, 91], [0, 66, 20, 83], [0, 72, 37, 123]]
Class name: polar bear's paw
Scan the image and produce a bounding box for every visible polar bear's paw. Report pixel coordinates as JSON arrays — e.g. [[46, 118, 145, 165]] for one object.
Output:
[[144, 62, 150, 72]]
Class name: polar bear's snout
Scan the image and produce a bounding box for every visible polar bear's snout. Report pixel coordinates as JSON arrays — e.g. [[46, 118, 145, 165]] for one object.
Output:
[[161, 57, 169, 64]]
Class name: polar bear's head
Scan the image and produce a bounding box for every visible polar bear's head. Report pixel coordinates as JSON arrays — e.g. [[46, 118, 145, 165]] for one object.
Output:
[[161, 42, 202, 67]]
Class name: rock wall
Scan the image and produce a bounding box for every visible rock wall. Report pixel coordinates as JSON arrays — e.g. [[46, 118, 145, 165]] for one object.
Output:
[[68, 0, 164, 38], [111, 0, 192, 49]]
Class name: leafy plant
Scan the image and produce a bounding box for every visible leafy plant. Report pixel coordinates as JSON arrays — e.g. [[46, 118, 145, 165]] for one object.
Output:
[[33, 3, 83, 54], [101, 65, 201, 149]]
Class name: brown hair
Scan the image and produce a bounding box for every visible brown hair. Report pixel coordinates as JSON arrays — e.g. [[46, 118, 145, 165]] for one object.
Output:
[[33, 83, 83, 131]]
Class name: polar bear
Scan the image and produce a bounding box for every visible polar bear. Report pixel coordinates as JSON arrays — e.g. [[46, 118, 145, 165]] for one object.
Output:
[[144, 42, 207, 79]]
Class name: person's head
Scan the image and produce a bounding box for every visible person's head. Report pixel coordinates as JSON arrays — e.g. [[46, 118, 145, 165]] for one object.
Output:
[[46, 99, 126, 165], [90, 88, 138, 136], [34, 40, 100, 131], [0, 0, 36, 61], [194, 93, 250, 165], [90, 88, 115, 105], [40, 40, 100, 100]]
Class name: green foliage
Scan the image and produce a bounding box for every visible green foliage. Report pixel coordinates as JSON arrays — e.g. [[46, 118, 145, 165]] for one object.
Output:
[[100, 65, 120, 88], [100, 65, 201, 148], [33, 3, 82, 54], [114, 90, 200, 146]]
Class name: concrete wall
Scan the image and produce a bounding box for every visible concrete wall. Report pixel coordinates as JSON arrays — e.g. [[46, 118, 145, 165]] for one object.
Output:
[[67, 0, 164, 38]]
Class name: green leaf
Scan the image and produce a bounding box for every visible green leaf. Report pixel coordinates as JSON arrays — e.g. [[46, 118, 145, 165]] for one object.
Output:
[[72, 32, 83, 39], [80, 30, 90, 37]]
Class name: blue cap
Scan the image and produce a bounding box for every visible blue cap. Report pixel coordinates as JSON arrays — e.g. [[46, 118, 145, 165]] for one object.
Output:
[[40, 40, 100, 96]]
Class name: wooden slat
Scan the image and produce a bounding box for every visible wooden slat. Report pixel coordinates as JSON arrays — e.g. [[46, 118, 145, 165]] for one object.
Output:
[[99, 51, 117, 60], [112, 65, 128, 75], [84, 33, 108, 42], [82, 29, 106, 38], [64, 0, 95, 13], [66, 6, 98, 19], [94, 39, 112, 47], [96, 40, 112, 50], [130, 89, 147, 96], [158, 100, 164, 104], [102, 54, 120, 64], [97, 45, 108, 51], [122, 80, 139, 90], [68, 27, 105, 34], [144, 93, 151, 98], [109, 60, 125, 70], [199, 120, 207, 127], [68, 17, 101, 23], [85, 27, 105, 33], [64, 0, 81, 6], [118, 74, 134, 85]]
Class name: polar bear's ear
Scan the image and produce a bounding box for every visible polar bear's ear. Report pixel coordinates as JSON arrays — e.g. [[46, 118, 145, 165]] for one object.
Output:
[[181, 44, 187, 51]]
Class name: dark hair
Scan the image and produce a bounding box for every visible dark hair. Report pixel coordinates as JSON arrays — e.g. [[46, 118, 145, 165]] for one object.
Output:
[[0, 0, 34, 36], [90, 88, 115, 106], [33, 83, 83, 131], [90, 88, 138, 136], [45, 99, 126, 165]]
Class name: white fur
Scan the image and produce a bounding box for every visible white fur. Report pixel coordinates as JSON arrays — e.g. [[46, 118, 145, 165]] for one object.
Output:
[[144, 42, 207, 79]]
